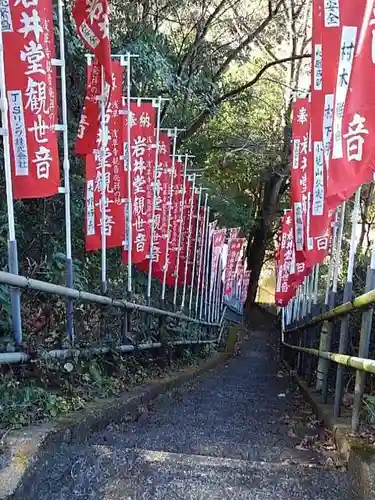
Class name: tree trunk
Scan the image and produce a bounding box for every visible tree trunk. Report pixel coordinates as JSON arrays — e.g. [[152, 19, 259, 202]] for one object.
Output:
[[244, 171, 287, 313]]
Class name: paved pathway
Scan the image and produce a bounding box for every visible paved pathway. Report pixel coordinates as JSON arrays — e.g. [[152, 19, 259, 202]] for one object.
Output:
[[12, 325, 348, 499]]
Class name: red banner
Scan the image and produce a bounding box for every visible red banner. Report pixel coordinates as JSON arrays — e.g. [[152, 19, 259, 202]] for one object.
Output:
[[122, 100, 157, 265], [177, 180, 193, 286], [85, 61, 125, 251], [224, 238, 243, 295], [275, 212, 297, 306], [305, 0, 340, 265], [291, 99, 310, 256], [167, 159, 184, 285], [153, 134, 171, 274], [210, 229, 226, 299], [75, 61, 102, 155], [4, 0, 60, 199], [229, 227, 240, 239], [186, 191, 198, 286], [241, 270, 251, 305], [328, 3, 373, 206], [72, 0, 112, 87], [196, 205, 207, 286]]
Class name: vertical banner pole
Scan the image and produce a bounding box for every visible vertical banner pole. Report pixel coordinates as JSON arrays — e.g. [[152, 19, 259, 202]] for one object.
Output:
[[351, 227, 375, 431], [181, 174, 196, 312], [216, 258, 224, 323], [100, 65, 108, 295], [189, 186, 202, 316], [313, 263, 320, 306], [173, 154, 188, 310], [213, 255, 221, 324], [307, 271, 314, 315], [125, 53, 133, 298], [212, 257, 220, 323], [196, 194, 208, 318], [319, 202, 346, 399], [0, 22, 22, 344], [334, 188, 361, 417], [204, 226, 212, 321], [332, 203, 346, 295], [209, 234, 218, 323], [147, 97, 162, 305], [57, 0, 74, 341], [161, 128, 178, 303], [324, 209, 340, 307], [302, 278, 309, 318], [200, 206, 210, 320], [295, 287, 301, 322]]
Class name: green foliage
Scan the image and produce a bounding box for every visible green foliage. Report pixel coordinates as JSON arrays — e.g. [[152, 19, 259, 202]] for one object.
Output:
[[0, 344, 216, 429]]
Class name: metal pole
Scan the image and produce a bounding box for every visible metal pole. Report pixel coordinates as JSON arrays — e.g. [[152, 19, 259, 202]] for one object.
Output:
[[334, 188, 360, 417], [57, 0, 74, 341], [307, 270, 314, 315], [352, 240, 375, 431], [213, 256, 222, 323], [217, 257, 224, 322], [321, 202, 346, 402], [181, 174, 196, 311], [124, 53, 133, 299], [100, 64, 108, 295], [324, 212, 339, 306], [302, 278, 308, 319], [196, 196, 208, 318], [204, 226, 213, 321], [0, 20, 22, 344], [147, 97, 162, 305], [200, 207, 210, 320], [189, 186, 202, 315], [161, 128, 178, 303], [209, 233, 219, 324], [313, 263, 320, 305], [0, 271, 220, 326], [173, 155, 190, 309]]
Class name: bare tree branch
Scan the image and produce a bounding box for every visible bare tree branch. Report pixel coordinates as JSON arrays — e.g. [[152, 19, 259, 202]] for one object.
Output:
[[213, 0, 285, 81], [178, 53, 310, 144]]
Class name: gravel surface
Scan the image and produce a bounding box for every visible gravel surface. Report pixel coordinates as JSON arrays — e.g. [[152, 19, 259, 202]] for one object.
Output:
[[12, 324, 348, 499]]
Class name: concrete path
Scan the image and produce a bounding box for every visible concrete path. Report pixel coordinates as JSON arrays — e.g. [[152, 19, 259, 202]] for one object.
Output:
[[12, 326, 348, 499]]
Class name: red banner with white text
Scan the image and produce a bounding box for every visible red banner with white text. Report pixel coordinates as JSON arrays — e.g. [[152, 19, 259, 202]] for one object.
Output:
[[210, 229, 226, 300], [85, 61, 125, 251], [275, 213, 297, 306], [241, 270, 251, 305], [305, 0, 340, 265], [3, 0, 60, 199], [122, 100, 157, 265], [328, 2, 374, 206], [177, 180, 193, 286], [167, 160, 184, 286], [291, 99, 310, 257], [224, 238, 243, 295], [72, 0, 112, 86], [75, 61, 103, 155], [153, 134, 172, 274]]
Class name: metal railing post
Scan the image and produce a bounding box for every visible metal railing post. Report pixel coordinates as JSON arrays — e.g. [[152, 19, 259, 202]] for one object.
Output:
[[352, 264, 375, 431]]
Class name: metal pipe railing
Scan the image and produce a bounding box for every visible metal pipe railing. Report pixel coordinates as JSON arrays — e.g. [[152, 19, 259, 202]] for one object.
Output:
[[0, 339, 217, 365], [282, 341, 375, 376], [285, 287, 375, 333], [0, 271, 219, 327]]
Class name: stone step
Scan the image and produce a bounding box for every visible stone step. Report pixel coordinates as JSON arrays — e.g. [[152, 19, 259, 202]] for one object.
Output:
[[18, 445, 347, 499]]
